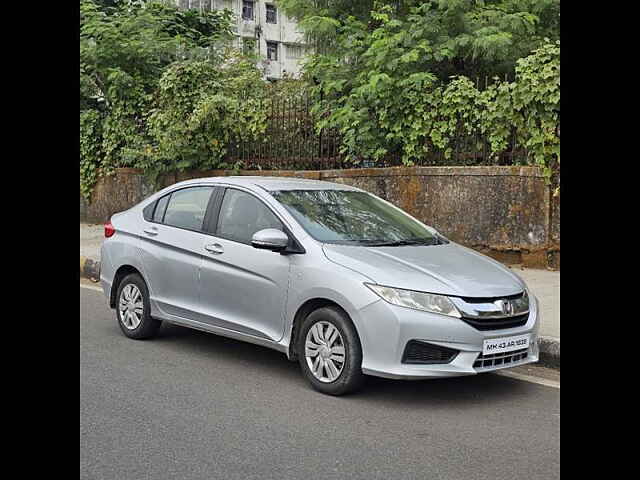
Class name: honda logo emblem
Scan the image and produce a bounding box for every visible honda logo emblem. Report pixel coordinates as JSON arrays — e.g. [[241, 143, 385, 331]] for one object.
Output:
[[495, 299, 514, 316]]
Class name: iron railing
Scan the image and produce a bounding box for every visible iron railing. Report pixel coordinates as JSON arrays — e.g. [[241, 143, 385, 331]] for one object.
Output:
[[226, 78, 531, 170]]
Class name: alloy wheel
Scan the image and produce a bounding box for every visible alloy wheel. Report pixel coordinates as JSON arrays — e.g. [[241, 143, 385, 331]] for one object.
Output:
[[304, 321, 346, 383], [119, 284, 143, 330]]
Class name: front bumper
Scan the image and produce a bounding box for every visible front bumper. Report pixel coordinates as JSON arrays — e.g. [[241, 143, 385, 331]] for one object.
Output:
[[355, 295, 540, 380]]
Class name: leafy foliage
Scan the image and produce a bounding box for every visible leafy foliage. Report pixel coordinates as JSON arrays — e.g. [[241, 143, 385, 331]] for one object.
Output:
[[80, 110, 105, 199], [292, 1, 559, 175], [143, 58, 269, 176], [281, 0, 560, 80], [80, 0, 258, 197], [508, 40, 560, 172], [81, 0, 560, 199]]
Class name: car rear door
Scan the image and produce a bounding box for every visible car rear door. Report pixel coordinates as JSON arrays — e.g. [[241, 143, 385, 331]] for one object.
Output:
[[198, 187, 292, 342], [139, 185, 217, 320]]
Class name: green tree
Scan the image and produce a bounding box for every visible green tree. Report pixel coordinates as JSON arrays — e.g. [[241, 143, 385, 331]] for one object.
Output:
[[142, 57, 270, 175], [281, 0, 559, 80], [80, 0, 233, 110], [79, 0, 236, 197], [282, 1, 559, 173]]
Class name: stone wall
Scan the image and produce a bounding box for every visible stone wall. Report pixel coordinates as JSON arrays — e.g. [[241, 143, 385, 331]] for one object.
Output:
[[80, 166, 559, 269], [548, 191, 560, 269]]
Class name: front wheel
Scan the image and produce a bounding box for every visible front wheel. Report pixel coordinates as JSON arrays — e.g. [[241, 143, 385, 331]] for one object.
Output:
[[298, 306, 365, 395]]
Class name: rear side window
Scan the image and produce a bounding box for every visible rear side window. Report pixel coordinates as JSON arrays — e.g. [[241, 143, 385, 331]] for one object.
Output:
[[143, 202, 155, 221], [163, 187, 213, 231], [152, 194, 170, 223], [217, 189, 283, 244]]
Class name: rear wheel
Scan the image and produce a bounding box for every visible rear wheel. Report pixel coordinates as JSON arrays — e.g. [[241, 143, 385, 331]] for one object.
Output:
[[298, 306, 365, 395], [116, 273, 161, 340]]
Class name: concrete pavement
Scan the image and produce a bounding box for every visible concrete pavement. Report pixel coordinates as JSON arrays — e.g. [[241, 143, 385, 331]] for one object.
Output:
[[80, 223, 103, 259], [510, 268, 560, 340], [81, 286, 559, 480], [508, 267, 560, 367]]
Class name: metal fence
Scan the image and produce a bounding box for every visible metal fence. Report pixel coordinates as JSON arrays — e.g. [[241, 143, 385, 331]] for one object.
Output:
[[227, 95, 345, 170], [226, 80, 529, 170]]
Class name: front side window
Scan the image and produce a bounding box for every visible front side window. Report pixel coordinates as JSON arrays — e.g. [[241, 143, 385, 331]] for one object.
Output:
[[163, 187, 213, 231], [242, 0, 254, 20], [271, 190, 438, 246], [266, 4, 277, 23], [217, 189, 283, 244], [266, 41, 278, 61]]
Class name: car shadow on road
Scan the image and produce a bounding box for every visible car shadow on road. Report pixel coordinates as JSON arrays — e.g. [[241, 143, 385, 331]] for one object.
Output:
[[155, 323, 536, 407]]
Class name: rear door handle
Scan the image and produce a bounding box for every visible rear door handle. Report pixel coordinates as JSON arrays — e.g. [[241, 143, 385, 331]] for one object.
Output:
[[144, 227, 158, 236], [204, 243, 224, 255]]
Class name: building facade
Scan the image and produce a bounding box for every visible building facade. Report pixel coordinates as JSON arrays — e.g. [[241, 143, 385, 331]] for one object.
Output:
[[176, 0, 307, 80]]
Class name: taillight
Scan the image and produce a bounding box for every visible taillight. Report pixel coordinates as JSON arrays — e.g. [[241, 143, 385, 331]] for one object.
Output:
[[104, 221, 116, 238]]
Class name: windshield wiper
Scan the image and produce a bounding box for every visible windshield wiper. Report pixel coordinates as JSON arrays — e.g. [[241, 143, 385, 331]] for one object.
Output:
[[360, 238, 439, 247]]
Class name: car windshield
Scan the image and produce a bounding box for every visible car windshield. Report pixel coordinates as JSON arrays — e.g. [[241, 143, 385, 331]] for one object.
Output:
[[271, 189, 440, 246]]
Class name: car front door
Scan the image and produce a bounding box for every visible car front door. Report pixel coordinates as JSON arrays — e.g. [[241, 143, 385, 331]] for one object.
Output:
[[198, 187, 292, 342], [139, 185, 216, 321]]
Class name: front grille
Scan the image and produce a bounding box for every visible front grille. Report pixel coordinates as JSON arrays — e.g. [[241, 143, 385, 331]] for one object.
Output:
[[402, 341, 459, 364], [459, 292, 524, 303], [461, 313, 529, 331], [473, 348, 528, 369]]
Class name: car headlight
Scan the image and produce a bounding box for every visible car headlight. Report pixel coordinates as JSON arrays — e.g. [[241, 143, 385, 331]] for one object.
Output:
[[513, 289, 530, 313], [365, 283, 461, 318]]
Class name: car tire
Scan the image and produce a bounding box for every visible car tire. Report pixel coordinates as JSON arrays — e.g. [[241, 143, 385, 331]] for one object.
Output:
[[298, 306, 365, 396], [116, 273, 161, 340]]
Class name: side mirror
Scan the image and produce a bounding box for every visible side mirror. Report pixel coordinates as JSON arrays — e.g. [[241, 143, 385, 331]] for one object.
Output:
[[251, 228, 289, 252]]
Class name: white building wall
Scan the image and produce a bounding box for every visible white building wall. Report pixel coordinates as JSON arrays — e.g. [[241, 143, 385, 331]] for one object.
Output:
[[177, 0, 308, 80]]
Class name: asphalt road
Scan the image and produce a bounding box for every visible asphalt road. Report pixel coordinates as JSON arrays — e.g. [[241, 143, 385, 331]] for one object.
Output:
[[80, 286, 559, 480]]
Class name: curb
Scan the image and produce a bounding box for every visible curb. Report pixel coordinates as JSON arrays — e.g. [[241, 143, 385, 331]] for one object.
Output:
[[77, 254, 560, 368], [537, 336, 560, 369], [80, 256, 101, 282]]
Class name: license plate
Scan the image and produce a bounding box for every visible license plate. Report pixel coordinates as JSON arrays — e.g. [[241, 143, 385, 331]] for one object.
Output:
[[482, 334, 530, 355]]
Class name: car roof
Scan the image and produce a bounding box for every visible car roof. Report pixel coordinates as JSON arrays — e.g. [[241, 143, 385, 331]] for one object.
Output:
[[174, 176, 363, 192]]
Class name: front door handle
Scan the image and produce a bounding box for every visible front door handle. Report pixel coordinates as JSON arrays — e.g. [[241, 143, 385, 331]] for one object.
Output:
[[204, 243, 224, 255], [144, 227, 158, 236]]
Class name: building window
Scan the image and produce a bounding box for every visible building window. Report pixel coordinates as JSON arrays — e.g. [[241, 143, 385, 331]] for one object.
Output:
[[286, 44, 305, 59], [178, 1, 214, 9], [242, 1, 254, 21], [266, 4, 277, 24], [243, 37, 257, 55], [266, 41, 278, 61]]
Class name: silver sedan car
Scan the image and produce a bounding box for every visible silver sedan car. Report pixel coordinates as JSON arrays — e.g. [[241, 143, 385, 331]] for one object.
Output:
[[101, 177, 539, 395]]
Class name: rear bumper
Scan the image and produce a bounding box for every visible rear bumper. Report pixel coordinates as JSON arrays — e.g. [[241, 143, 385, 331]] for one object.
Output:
[[100, 278, 112, 303], [99, 242, 114, 303], [356, 296, 540, 380]]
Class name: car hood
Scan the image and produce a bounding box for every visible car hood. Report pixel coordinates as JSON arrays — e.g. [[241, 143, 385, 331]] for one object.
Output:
[[322, 243, 526, 298]]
